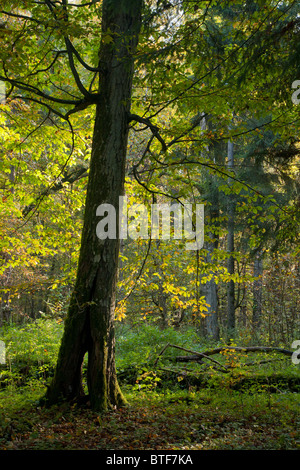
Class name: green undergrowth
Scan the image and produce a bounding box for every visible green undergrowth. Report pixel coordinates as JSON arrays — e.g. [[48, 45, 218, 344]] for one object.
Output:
[[1, 319, 299, 393], [115, 323, 201, 368], [0, 319, 299, 450], [0, 318, 63, 388]]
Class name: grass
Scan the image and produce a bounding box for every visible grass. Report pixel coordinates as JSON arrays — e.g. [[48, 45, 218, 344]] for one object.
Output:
[[0, 320, 299, 450], [0, 382, 299, 450]]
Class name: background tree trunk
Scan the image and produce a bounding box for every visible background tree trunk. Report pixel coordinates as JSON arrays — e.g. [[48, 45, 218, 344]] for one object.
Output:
[[227, 139, 235, 336], [252, 251, 263, 331], [45, 0, 143, 411], [205, 232, 220, 340], [198, 114, 220, 340]]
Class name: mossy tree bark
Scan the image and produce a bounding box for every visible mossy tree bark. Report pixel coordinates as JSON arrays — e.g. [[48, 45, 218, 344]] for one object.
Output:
[[45, 0, 143, 411]]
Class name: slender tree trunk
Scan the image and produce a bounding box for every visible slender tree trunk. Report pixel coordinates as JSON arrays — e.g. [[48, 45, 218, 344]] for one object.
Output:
[[198, 114, 220, 340], [45, 0, 143, 411], [227, 139, 235, 335], [252, 251, 263, 331], [153, 239, 169, 329], [205, 231, 220, 340]]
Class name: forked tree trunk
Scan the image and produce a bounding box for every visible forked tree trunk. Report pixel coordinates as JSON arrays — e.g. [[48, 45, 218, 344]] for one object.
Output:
[[45, 0, 143, 411]]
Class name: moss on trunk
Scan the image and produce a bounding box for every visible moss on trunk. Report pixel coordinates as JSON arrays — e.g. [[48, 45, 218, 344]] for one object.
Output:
[[45, 0, 143, 411]]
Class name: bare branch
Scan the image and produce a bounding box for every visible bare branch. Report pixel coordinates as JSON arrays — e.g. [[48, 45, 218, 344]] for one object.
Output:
[[129, 113, 167, 151], [64, 36, 92, 98], [0, 75, 80, 105], [67, 38, 101, 73], [12, 95, 67, 120], [28, 50, 67, 77], [154, 343, 227, 372], [200, 346, 294, 357], [0, 10, 41, 23]]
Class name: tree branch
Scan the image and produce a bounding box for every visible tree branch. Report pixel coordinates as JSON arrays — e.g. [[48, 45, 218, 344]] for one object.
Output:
[[22, 164, 89, 217], [64, 36, 92, 98], [128, 113, 167, 151], [66, 38, 101, 73], [44, 0, 96, 97], [199, 346, 294, 357], [154, 343, 228, 372], [64, 95, 98, 118], [0, 10, 41, 23], [28, 49, 67, 77], [0, 75, 80, 105], [154, 344, 296, 375]]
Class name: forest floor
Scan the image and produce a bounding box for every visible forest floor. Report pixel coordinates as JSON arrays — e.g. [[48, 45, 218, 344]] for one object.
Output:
[[0, 323, 299, 452], [0, 383, 299, 451]]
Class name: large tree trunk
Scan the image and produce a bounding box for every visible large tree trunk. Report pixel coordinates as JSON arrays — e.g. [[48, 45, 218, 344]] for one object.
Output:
[[45, 0, 143, 411]]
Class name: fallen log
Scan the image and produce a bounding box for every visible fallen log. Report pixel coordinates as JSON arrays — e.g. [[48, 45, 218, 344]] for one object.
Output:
[[154, 343, 295, 372], [154, 343, 227, 372], [175, 346, 294, 363]]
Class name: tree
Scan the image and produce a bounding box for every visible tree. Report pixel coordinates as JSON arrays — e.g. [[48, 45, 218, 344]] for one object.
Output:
[[44, 0, 143, 410], [252, 250, 263, 331], [1, 0, 300, 410], [1, 0, 143, 410], [226, 138, 235, 335]]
